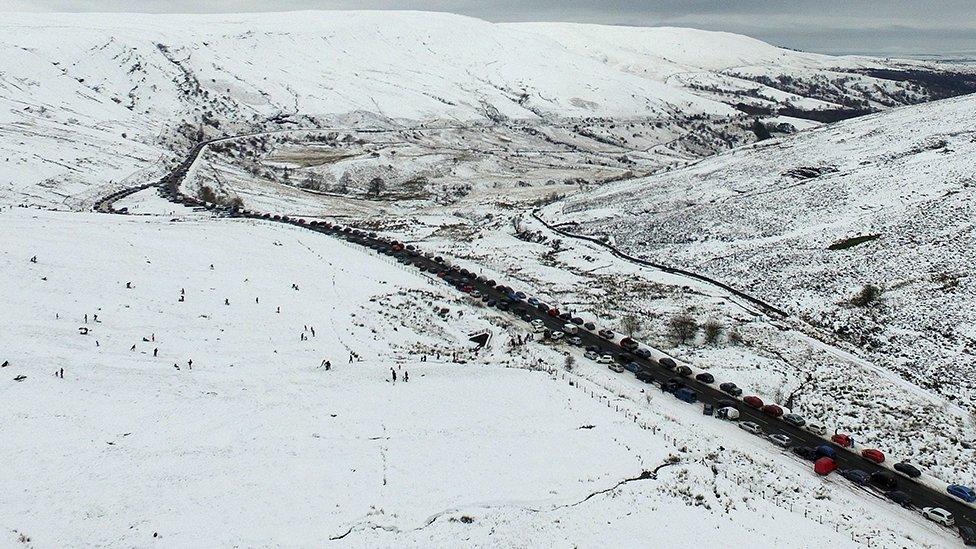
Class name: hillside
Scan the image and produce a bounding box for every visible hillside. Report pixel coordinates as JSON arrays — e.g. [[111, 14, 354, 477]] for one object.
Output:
[[2, 11, 972, 208], [543, 94, 976, 416]]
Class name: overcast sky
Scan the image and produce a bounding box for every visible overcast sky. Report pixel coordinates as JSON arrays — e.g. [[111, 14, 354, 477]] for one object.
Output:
[[3, 0, 974, 56]]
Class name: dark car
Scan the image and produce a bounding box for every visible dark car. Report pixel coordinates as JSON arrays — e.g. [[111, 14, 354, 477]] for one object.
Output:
[[635, 369, 655, 384], [815, 445, 836, 459], [959, 524, 976, 547], [893, 462, 921, 478], [870, 472, 898, 491], [674, 388, 698, 404], [635, 348, 652, 359], [620, 338, 639, 352], [623, 362, 641, 373], [885, 490, 912, 508], [662, 378, 684, 393], [841, 469, 871, 485], [675, 365, 693, 377], [792, 446, 818, 461], [695, 372, 715, 384], [719, 382, 742, 397], [658, 357, 677, 370], [703, 403, 714, 416], [583, 322, 596, 331], [571, 317, 584, 325], [743, 396, 764, 409], [782, 414, 805, 428]]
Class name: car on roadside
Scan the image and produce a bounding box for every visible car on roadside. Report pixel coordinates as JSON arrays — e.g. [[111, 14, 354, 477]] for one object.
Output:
[[549, 331, 565, 341], [583, 322, 597, 331], [620, 337, 639, 351], [597, 354, 614, 364], [719, 382, 742, 397], [635, 370, 656, 384], [571, 317, 584, 325], [769, 434, 791, 447], [805, 422, 827, 436], [739, 421, 762, 435], [598, 329, 614, 339], [675, 365, 693, 377], [743, 396, 764, 409], [893, 462, 921, 479], [815, 445, 837, 459], [761, 404, 784, 418], [635, 348, 652, 359], [831, 433, 854, 448], [658, 357, 677, 370], [695, 372, 715, 384], [947, 484, 976, 503], [623, 362, 641, 373], [958, 525, 976, 547], [921, 507, 954, 527], [861, 448, 885, 464], [563, 323, 579, 335], [885, 490, 912, 508], [716, 407, 740, 421], [792, 446, 818, 461], [567, 336, 583, 346], [782, 414, 806, 428], [870, 472, 898, 491], [608, 363, 625, 373], [662, 377, 684, 393], [674, 388, 697, 404], [584, 350, 599, 361], [841, 469, 871, 485], [703, 403, 714, 416]]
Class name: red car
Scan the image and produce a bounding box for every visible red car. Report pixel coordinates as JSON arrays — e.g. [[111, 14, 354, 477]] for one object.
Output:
[[761, 404, 784, 418], [861, 449, 885, 464], [743, 396, 764, 409], [831, 434, 853, 448], [814, 457, 837, 476], [547, 308, 560, 317]]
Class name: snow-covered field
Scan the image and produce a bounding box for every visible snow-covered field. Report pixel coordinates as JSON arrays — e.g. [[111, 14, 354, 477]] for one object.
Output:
[[2, 203, 963, 547]]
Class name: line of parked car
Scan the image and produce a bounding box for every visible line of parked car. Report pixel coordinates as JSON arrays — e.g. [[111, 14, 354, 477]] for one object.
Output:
[[159, 188, 976, 547]]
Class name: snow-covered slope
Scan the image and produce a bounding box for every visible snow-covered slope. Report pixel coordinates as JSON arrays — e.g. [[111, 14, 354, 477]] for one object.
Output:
[[2, 11, 968, 208], [546, 94, 976, 418], [0, 203, 954, 547]]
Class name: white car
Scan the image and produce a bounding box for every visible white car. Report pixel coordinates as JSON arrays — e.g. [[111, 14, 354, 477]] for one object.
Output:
[[567, 336, 583, 346], [550, 331, 564, 340], [805, 422, 827, 436], [597, 354, 614, 364], [470, 290, 481, 298], [739, 421, 762, 435], [563, 323, 579, 335], [921, 507, 954, 527], [531, 321, 546, 333], [716, 407, 740, 421], [583, 350, 599, 360], [768, 434, 791, 447]]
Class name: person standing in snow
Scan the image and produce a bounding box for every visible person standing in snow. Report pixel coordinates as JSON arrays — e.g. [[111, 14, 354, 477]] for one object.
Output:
[[84, 314, 88, 324], [225, 298, 230, 306], [188, 359, 193, 370], [391, 368, 397, 383], [59, 368, 64, 379], [310, 326, 315, 337], [153, 348, 158, 357], [130, 344, 136, 351], [404, 371, 409, 383]]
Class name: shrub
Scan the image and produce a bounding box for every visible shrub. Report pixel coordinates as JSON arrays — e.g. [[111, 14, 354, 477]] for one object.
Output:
[[703, 319, 723, 345], [197, 185, 217, 204], [851, 284, 882, 307]]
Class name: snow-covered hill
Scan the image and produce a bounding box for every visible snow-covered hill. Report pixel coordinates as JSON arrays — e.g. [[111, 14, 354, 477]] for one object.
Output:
[[2, 11, 971, 208], [545, 94, 976, 420], [0, 202, 954, 547]]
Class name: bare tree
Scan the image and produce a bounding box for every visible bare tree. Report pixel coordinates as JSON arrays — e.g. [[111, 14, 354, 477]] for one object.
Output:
[[621, 314, 642, 337], [564, 354, 575, 371], [728, 328, 744, 346], [668, 314, 698, 345], [851, 284, 882, 307]]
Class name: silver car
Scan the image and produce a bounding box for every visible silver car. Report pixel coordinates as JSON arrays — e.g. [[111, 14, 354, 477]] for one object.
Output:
[[768, 433, 791, 447], [739, 421, 762, 435]]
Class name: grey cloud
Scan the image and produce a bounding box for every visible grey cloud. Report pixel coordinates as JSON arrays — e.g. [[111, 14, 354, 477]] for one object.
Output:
[[2, 0, 974, 56]]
